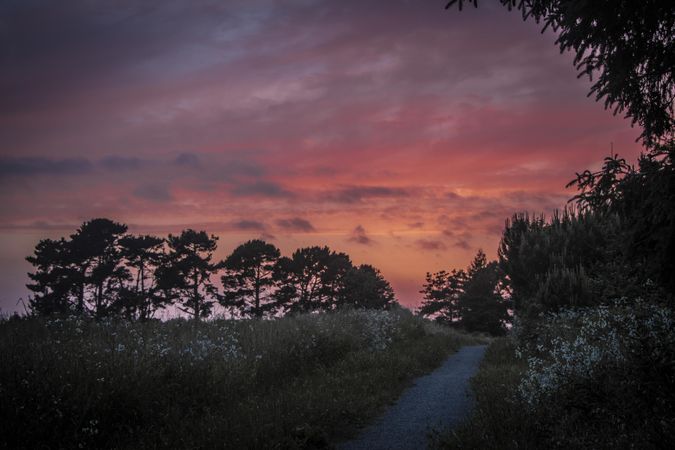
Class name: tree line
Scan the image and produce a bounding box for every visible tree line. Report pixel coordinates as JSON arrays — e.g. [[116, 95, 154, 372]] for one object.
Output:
[[415, 134, 675, 337], [417, 249, 511, 336], [498, 140, 675, 326], [26, 218, 397, 320]]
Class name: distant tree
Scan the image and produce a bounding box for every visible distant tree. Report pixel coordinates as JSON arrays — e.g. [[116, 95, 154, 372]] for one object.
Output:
[[26, 238, 74, 315], [118, 234, 166, 321], [418, 269, 466, 325], [26, 218, 130, 318], [340, 264, 397, 310], [321, 252, 353, 308], [274, 246, 337, 313], [68, 218, 129, 318], [221, 239, 280, 318], [156, 229, 220, 321], [458, 250, 510, 335], [419, 250, 509, 334], [446, 0, 675, 147], [272, 256, 298, 312]]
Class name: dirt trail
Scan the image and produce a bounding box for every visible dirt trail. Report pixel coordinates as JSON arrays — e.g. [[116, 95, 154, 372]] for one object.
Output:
[[337, 345, 487, 450]]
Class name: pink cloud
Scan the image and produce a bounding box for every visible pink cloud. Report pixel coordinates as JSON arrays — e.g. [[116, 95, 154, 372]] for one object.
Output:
[[0, 0, 645, 313]]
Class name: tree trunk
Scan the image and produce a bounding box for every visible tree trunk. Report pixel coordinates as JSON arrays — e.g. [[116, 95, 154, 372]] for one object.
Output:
[[254, 265, 261, 318], [193, 271, 200, 321]]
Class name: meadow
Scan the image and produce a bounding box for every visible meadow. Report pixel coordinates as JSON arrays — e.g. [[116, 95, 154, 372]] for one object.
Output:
[[0, 308, 480, 449]]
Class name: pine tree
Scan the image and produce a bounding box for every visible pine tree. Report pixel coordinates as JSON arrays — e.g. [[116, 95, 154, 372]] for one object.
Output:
[[118, 234, 166, 320], [340, 264, 397, 310], [221, 239, 280, 318], [418, 269, 466, 325], [458, 250, 509, 335], [156, 229, 220, 320]]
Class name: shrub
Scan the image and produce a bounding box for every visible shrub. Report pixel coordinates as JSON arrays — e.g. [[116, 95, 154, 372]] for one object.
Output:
[[515, 300, 675, 448]]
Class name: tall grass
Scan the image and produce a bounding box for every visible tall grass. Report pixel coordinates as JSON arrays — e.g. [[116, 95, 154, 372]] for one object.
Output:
[[0, 308, 478, 449]]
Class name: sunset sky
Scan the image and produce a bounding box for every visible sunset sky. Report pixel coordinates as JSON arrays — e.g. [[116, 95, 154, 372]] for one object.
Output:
[[0, 0, 643, 314]]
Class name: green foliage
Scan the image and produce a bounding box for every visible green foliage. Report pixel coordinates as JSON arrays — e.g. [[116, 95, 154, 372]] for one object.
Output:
[[447, 0, 675, 147], [498, 209, 625, 316], [531, 265, 593, 313], [0, 309, 479, 449]]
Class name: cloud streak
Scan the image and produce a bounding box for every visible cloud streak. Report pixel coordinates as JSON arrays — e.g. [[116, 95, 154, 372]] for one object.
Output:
[[0, 0, 644, 312], [276, 218, 315, 232], [0, 157, 93, 177]]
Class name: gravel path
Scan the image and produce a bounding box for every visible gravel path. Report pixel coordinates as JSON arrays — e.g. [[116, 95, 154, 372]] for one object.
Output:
[[338, 345, 487, 450]]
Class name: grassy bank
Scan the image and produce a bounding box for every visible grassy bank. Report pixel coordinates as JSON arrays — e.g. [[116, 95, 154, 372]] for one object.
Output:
[[0, 308, 479, 449]]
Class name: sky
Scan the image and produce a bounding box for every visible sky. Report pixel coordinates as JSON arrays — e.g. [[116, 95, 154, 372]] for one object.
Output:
[[0, 0, 643, 314]]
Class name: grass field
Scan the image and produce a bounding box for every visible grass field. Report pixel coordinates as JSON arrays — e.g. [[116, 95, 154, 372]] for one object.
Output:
[[0, 308, 480, 449]]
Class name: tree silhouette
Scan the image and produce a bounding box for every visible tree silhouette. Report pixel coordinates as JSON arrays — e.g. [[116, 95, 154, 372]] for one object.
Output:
[[419, 250, 509, 334], [27, 219, 130, 317], [418, 269, 466, 325], [321, 251, 353, 308], [221, 239, 280, 318], [458, 250, 509, 335], [118, 234, 166, 321], [567, 143, 675, 295], [446, 0, 675, 147], [273, 246, 331, 313], [156, 229, 220, 321], [67, 218, 129, 318], [25, 219, 401, 319], [340, 264, 397, 310], [26, 238, 74, 315], [274, 246, 358, 313]]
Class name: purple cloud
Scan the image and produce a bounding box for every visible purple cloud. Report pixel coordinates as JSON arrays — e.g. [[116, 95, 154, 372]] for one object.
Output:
[[276, 217, 315, 232], [349, 225, 374, 245]]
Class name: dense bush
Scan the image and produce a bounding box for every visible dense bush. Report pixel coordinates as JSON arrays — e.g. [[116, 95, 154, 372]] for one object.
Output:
[[518, 301, 675, 448], [498, 209, 619, 315], [442, 301, 675, 449]]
